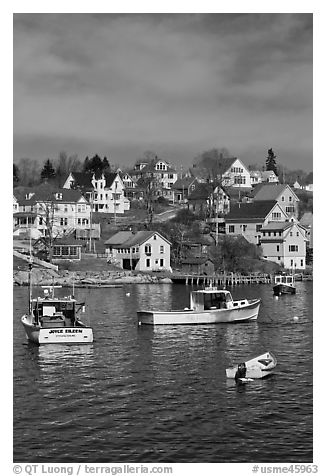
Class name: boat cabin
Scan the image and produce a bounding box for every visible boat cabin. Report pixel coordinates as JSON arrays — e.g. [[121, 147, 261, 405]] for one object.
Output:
[[31, 288, 83, 328], [274, 275, 294, 286], [190, 288, 234, 311]]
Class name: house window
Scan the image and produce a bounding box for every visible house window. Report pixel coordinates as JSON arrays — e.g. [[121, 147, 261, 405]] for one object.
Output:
[[290, 232, 293, 236], [286, 206, 295, 213], [276, 245, 280, 252], [278, 257, 281, 261], [297, 232, 299, 236], [39, 217, 43, 225], [62, 246, 69, 255], [281, 196, 285, 201], [146, 258, 151, 268], [272, 212, 281, 220], [289, 196, 292, 201], [77, 218, 81, 225], [53, 247, 60, 256], [256, 225, 262, 232], [289, 245, 298, 252], [70, 247, 77, 256], [160, 245, 164, 254], [64, 206, 68, 212], [145, 244, 152, 255], [153, 235, 157, 240], [228, 225, 235, 233], [301, 259, 303, 267], [160, 259, 164, 267]]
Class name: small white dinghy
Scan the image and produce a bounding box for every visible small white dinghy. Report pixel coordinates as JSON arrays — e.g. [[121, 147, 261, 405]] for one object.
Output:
[[226, 352, 277, 380]]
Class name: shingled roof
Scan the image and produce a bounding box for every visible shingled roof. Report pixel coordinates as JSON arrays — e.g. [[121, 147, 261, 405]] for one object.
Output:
[[225, 200, 277, 222], [252, 183, 299, 201], [188, 183, 214, 200], [104, 230, 171, 248]]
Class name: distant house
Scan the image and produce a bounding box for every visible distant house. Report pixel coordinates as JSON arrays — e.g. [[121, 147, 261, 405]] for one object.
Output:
[[250, 170, 279, 186], [299, 212, 313, 249], [251, 183, 300, 220], [63, 171, 130, 214], [105, 230, 171, 272], [187, 183, 230, 216], [119, 171, 141, 200], [52, 238, 83, 262], [224, 200, 288, 245], [13, 185, 98, 240], [171, 177, 199, 203], [191, 157, 251, 188], [130, 157, 178, 202], [260, 220, 307, 270], [180, 257, 215, 275]]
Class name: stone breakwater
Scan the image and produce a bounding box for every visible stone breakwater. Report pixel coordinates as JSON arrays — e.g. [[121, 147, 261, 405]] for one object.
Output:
[[13, 268, 172, 286]]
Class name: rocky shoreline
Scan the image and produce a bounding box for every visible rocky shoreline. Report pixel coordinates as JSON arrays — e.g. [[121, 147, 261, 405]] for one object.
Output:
[[13, 268, 173, 287]]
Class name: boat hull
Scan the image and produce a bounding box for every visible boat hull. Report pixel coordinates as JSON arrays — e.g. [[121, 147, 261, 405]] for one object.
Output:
[[226, 352, 277, 379], [21, 315, 93, 344], [273, 284, 296, 296], [137, 299, 260, 325]]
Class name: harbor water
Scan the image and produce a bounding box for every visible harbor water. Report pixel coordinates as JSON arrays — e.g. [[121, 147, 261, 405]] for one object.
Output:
[[13, 282, 313, 463]]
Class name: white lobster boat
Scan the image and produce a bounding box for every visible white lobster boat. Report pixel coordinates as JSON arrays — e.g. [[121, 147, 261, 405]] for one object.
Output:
[[226, 352, 277, 379], [21, 285, 93, 344], [137, 287, 260, 325]]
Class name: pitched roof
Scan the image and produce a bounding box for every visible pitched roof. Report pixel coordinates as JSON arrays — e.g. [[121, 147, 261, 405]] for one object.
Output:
[[16, 185, 87, 204], [188, 183, 213, 200], [33, 188, 86, 203], [104, 231, 133, 246], [260, 222, 292, 231], [104, 230, 171, 247], [171, 177, 197, 190], [70, 171, 119, 189], [225, 200, 277, 221], [252, 183, 298, 201], [70, 172, 93, 189], [190, 157, 237, 179]]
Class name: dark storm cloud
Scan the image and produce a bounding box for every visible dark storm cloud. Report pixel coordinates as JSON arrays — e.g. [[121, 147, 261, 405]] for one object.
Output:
[[13, 13, 312, 170]]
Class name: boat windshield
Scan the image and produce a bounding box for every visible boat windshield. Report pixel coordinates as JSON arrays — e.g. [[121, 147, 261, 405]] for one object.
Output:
[[203, 292, 231, 310], [33, 300, 75, 319]]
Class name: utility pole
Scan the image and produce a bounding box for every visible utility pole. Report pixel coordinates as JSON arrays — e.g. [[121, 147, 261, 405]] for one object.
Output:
[[89, 191, 93, 252]]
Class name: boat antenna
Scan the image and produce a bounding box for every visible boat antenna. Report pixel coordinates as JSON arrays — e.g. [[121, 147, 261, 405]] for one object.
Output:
[[72, 272, 75, 298], [28, 233, 33, 314]]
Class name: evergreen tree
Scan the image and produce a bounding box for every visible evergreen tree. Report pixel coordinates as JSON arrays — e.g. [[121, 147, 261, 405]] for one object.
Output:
[[40, 159, 56, 181], [89, 154, 103, 173], [83, 156, 90, 172], [266, 148, 278, 176], [13, 163, 20, 185], [102, 156, 111, 172]]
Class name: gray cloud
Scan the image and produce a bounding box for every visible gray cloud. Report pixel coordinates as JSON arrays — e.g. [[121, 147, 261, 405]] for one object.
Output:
[[13, 13, 312, 171]]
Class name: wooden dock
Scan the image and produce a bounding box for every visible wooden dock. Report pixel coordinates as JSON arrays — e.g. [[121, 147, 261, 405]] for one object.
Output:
[[171, 273, 272, 286]]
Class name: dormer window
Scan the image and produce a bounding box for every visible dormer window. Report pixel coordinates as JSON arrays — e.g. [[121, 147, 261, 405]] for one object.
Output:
[[56, 193, 63, 200]]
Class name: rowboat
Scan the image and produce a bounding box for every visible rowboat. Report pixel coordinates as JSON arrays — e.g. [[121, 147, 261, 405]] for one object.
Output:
[[273, 274, 296, 296], [137, 287, 260, 325], [21, 285, 93, 344], [226, 352, 277, 379]]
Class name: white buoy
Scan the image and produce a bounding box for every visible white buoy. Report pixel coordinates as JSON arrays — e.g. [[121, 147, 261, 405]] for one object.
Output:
[[293, 316, 299, 321], [274, 295, 279, 300], [126, 292, 130, 297]]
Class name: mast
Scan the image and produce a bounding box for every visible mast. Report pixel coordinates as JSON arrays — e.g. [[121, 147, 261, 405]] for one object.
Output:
[[28, 233, 33, 314]]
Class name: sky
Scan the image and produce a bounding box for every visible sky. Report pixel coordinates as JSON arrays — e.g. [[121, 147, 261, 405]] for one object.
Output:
[[13, 13, 313, 171]]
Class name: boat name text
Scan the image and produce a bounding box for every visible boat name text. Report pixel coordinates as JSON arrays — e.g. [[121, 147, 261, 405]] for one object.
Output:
[[48, 329, 83, 334]]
